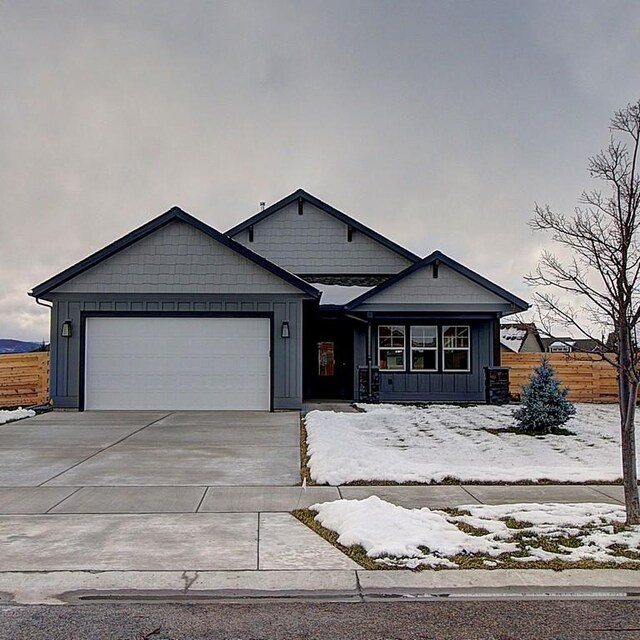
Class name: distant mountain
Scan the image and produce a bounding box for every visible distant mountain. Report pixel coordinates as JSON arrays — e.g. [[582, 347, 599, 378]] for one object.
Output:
[[0, 339, 47, 354]]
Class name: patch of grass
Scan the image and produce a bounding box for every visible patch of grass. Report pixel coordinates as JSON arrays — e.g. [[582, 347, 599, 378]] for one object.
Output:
[[299, 416, 316, 486], [455, 522, 491, 536], [291, 508, 379, 569], [502, 517, 534, 530], [445, 507, 472, 517], [611, 546, 640, 560]]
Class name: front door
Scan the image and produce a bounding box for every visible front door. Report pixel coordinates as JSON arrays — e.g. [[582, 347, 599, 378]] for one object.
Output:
[[304, 318, 354, 399]]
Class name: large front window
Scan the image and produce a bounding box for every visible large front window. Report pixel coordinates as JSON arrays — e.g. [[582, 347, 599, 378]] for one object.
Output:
[[410, 326, 437, 371], [443, 325, 470, 371], [378, 325, 405, 370]]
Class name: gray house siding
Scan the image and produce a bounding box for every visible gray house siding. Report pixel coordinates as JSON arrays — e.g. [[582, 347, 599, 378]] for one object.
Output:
[[231, 202, 414, 276], [48, 294, 305, 410], [53, 220, 301, 295], [359, 262, 508, 306], [354, 320, 493, 402]]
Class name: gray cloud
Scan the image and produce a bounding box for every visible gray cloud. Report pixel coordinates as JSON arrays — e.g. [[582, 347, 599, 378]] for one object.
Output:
[[2, 0, 639, 339]]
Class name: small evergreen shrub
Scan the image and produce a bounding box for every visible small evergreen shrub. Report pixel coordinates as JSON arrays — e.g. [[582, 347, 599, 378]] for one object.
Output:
[[513, 356, 576, 434]]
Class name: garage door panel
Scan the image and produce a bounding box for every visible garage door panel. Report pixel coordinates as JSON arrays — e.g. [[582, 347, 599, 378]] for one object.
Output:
[[84, 317, 271, 410]]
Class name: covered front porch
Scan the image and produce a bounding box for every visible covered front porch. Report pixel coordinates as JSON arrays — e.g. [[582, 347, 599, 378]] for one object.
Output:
[[301, 253, 527, 404], [302, 305, 501, 404]]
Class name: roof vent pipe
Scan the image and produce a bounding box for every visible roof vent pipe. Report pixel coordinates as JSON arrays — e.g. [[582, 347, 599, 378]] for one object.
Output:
[[259, 202, 265, 211]]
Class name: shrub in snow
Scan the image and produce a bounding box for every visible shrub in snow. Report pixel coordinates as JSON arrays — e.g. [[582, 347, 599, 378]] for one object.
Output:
[[513, 356, 576, 434]]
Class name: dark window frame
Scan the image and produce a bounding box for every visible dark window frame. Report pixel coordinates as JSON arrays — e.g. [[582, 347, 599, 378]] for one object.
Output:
[[376, 323, 473, 374]]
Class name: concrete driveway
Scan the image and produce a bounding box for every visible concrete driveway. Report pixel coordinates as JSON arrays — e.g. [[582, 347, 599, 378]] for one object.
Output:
[[0, 410, 355, 579], [0, 410, 301, 487]]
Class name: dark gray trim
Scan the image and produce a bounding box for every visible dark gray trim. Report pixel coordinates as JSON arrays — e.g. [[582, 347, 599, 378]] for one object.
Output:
[[225, 189, 421, 264], [78, 311, 275, 412], [30, 207, 320, 299], [346, 251, 529, 311], [354, 304, 514, 314]]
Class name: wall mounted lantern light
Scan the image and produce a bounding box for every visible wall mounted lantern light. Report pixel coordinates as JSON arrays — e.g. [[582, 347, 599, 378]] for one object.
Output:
[[61, 320, 72, 338], [281, 321, 290, 339]]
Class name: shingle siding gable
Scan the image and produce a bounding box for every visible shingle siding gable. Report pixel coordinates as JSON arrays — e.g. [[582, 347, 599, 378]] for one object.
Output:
[[52, 220, 301, 295], [363, 262, 508, 305], [232, 202, 413, 275]]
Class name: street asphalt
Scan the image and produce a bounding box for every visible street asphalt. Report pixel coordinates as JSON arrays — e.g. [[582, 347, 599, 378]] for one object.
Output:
[[1, 600, 639, 640]]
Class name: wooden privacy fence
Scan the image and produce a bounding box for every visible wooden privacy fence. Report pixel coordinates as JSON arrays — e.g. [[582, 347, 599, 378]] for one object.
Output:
[[501, 352, 618, 403], [0, 352, 49, 408]]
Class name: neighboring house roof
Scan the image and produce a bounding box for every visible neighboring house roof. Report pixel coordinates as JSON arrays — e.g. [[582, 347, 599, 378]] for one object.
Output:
[[345, 251, 529, 312], [500, 325, 527, 352], [225, 189, 421, 264], [500, 322, 543, 353], [542, 337, 606, 352], [30, 207, 321, 299]]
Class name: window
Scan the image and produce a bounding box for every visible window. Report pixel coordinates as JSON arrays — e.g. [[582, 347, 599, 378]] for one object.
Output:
[[410, 326, 437, 371], [443, 325, 470, 371], [378, 325, 405, 370]]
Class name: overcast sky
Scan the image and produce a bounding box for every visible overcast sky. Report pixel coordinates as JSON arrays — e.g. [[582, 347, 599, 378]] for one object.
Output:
[[2, 0, 640, 341]]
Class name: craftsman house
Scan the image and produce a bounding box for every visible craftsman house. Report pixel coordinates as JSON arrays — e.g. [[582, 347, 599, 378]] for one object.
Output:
[[30, 189, 528, 410]]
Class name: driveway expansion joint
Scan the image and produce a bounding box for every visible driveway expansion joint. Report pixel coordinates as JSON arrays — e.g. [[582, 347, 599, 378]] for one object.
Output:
[[37, 412, 174, 487]]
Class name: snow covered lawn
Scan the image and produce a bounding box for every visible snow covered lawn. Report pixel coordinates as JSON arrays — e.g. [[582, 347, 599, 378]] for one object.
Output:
[[305, 403, 631, 485], [0, 408, 35, 425], [300, 496, 640, 569]]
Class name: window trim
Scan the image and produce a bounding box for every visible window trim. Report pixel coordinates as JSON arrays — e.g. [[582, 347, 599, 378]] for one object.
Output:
[[378, 324, 406, 372], [442, 325, 471, 373], [409, 325, 438, 373]]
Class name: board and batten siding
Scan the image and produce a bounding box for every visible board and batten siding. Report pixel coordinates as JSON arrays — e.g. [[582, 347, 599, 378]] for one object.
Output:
[[355, 320, 493, 402], [48, 295, 304, 410], [231, 201, 414, 275]]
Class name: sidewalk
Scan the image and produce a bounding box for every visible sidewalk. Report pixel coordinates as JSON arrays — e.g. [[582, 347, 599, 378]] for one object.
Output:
[[0, 483, 634, 604], [2, 569, 640, 605]]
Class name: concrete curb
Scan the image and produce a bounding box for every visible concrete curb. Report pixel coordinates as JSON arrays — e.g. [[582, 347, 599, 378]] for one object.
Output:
[[1, 569, 640, 605]]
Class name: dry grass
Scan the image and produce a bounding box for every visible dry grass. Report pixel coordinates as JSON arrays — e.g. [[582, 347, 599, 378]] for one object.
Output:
[[299, 415, 317, 486], [291, 508, 379, 569]]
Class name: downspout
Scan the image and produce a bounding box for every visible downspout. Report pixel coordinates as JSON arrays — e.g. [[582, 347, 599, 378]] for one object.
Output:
[[35, 297, 53, 309]]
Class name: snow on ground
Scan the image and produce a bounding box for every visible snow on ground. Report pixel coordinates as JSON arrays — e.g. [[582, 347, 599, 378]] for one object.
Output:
[[305, 403, 629, 484], [0, 408, 35, 425], [310, 496, 638, 569]]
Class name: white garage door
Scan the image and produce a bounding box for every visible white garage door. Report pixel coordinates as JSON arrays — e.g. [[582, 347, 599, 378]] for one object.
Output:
[[84, 317, 271, 410]]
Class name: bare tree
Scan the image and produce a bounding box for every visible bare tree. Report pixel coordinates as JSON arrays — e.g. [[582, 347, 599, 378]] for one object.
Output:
[[528, 99, 640, 524]]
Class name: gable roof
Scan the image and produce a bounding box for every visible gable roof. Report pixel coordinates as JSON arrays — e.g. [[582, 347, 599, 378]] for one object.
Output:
[[30, 207, 321, 299], [226, 189, 421, 264], [500, 322, 543, 352], [345, 250, 529, 311]]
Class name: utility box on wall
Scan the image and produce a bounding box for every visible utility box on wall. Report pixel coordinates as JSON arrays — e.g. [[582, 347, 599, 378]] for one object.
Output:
[[485, 366, 510, 405], [358, 366, 380, 403]]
